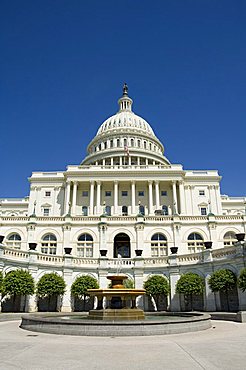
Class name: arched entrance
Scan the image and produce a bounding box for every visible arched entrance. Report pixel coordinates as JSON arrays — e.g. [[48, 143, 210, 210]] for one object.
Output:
[[114, 233, 131, 258]]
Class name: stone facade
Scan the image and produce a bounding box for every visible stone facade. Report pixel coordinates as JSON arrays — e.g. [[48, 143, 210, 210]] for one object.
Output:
[[0, 85, 246, 312]]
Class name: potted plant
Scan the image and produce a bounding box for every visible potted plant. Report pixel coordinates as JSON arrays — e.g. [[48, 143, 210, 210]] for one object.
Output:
[[170, 246, 178, 254], [0, 235, 4, 244], [64, 247, 72, 255], [235, 233, 245, 242], [29, 243, 37, 250], [135, 249, 143, 257], [99, 249, 107, 257], [204, 241, 213, 249]]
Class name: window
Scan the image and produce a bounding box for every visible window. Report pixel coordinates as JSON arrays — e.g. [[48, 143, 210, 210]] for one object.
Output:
[[151, 233, 167, 257], [139, 205, 145, 215], [161, 191, 167, 196], [138, 191, 144, 196], [6, 233, 21, 249], [122, 191, 128, 196], [104, 142, 107, 149], [131, 139, 134, 147], [117, 139, 120, 147], [124, 138, 127, 147], [162, 205, 168, 215], [82, 191, 88, 197], [200, 207, 207, 215], [187, 233, 204, 253], [223, 232, 237, 247], [105, 191, 111, 197], [82, 206, 88, 216], [110, 140, 113, 148], [105, 205, 111, 216], [41, 234, 57, 254], [77, 233, 93, 257], [45, 191, 51, 197], [199, 190, 205, 196], [137, 140, 141, 147], [122, 205, 128, 216], [43, 208, 50, 216]]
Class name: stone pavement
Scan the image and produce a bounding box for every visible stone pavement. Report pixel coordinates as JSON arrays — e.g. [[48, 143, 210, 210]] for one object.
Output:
[[0, 320, 246, 370]]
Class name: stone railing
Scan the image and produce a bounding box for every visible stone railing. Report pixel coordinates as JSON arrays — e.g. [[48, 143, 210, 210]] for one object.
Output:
[[37, 254, 63, 264], [3, 247, 29, 260], [144, 257, 168, 266], [177, 253, 203, 264], [72, 258, 98, 265], [212, 246, 238, 259], [108, 258, 134, 267]]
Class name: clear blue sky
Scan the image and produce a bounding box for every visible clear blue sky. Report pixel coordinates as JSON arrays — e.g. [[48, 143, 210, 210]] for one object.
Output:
[[1, 0, 245, 198]]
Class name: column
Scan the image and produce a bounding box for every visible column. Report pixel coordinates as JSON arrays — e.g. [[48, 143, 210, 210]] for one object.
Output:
[[155, 181, 160, 210], [178, 181, 186, 214], [72, 181, 78, 215], [172, 181, 178, 214], [96, 181, 101, 214], [114, 181, 118, 215], [148, 181, 153, 215], [131, 181, 136, 214], [168, 263, 181, 311], [90, 181, 94, 215], [65, 181, 71, 215], [61, 257, 73, 312], [214, 185, 222, 214]]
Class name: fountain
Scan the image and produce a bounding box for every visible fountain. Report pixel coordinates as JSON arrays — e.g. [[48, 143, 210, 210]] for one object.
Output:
[[88, 274, 145, 320], [20, 271, 211, 336]]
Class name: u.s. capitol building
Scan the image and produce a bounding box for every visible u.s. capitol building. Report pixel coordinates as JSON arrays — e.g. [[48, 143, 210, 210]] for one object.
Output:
[[0, 85, 245, 312]]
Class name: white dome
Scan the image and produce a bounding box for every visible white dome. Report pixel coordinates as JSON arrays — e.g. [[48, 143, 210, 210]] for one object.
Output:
[[97, 110, 155, 137]]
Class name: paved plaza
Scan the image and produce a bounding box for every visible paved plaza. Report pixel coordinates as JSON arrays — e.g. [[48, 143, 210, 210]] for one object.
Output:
[[0, 320, 246, 369]]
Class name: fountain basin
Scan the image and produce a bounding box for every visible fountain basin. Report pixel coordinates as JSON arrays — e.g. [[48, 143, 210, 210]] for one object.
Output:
[[20, 312, 211, 336]]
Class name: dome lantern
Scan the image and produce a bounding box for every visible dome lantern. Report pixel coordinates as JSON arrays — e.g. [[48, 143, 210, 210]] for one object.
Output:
[[118, 83, 133, 112]]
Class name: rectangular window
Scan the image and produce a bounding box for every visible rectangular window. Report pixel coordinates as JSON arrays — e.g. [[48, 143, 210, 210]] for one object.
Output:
[[138, 191, 144, 196], [122, 191, 128, 196], [82, 191, 88, 197], [45, 191, 51, 197], [201, 207, 207, 215], [43, 208, 50, 216], [105, 191, 111, 197], [199, 190, 205, 196], [161, 191, 167, 196]]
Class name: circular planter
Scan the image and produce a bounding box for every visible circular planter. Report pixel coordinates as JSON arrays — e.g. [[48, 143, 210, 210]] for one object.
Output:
[[0, 235, 4, 244], [170, 247, 178, 254], [204, 241, 213, 249], [135, 249, 143, 257], [29, 243, 37, 250], [235, 233, 245, 242], [64, 247, 72, 255], [100, 249, 107, 257]]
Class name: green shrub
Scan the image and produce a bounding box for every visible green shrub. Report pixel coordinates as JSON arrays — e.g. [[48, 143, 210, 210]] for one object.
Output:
[[238, 268, 246, 292], [71, 275, 99, 299], [144, 275, 169, 310], [208, 269, 237, 293], [36, 273, 66, 298], [3, 269, 35, 297]]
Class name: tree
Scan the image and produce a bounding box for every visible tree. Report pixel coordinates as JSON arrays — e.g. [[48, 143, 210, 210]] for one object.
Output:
[[0, 271, 3, 294], [238, 268, 246, 292], [36, 273, 66, 311], [208, 269, 237, 311], [176, 272, 204, 310], [2, 269, 35, 311], [71, 275, 99, 311], [143, 275, 170, 311]]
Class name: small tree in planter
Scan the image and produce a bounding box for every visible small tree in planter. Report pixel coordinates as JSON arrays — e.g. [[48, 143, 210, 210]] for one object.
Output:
[[208, 269, 237, 311], [2, 269, 35, 312], [238, 268, 246, 292], [36, 273, 66, 312], [143, 275, 170, 311], [176, 272, 205, 311], [71, 275, 99, 311]]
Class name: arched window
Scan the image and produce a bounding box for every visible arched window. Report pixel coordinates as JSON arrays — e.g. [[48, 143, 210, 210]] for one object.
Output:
[[162, 205, 168, 215], [122, 205, 128, 216], [82, 206, 88, 216], [105, 205, 111, 216], [77, 233, 93, 257], [223, 231, 237, 247], [41, 233, 57, 255], [151, 233, 167, 257], [104, 141, 107, 149], [131, 139, 134, 147], [137, 139, 141, 148], [143, 141, 147, 149], [6, 233, 21, 249], [117, 139, 120, 147], [187, 233, 204, 253], [110, 140, 113, 148]]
